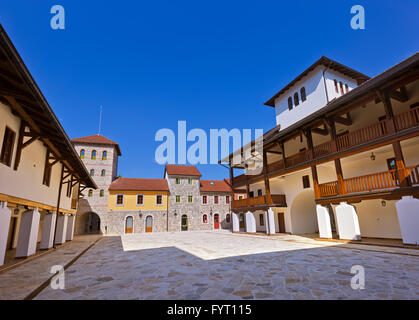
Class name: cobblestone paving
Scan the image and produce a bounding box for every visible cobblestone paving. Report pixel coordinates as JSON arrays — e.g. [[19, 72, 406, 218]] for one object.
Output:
[[0, 235, 101, 300], [34, 231, 419, 300]]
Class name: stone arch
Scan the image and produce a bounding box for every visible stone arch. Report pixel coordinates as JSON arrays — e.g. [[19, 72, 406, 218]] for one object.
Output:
[[290, 189, 318, 235], [75, 211, 101, 235]]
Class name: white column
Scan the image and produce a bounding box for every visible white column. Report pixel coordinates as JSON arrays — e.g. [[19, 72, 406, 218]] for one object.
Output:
[[396, 196, 419, 245], [245, 211, 256, 233], [16, 208, 41, 258], [0, 202, 12, 266], [54, 214, 68, 245], [66, 215, 76, 241], [265, 208, 276, 234], [335, 202, 361, 240], [316, 205, 333, 239], [40, 211, 57, 250], [232, 213, 239, 232]]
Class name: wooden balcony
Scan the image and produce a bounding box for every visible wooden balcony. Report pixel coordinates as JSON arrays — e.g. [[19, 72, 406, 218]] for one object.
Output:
[[232, 194, 287, 211], [232, 106, 419, 187], [318, 165, 419, 199]]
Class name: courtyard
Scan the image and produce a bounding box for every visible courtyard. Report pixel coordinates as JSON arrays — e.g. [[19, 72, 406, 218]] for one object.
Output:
[[23, 231, 419, 300]]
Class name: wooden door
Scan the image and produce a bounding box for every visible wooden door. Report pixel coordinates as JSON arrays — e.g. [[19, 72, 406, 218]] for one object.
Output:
[[214, 214, 220, 229], [278, 212, 285, 233], [145, 216, 152, 233], [239, 213, 245, 228], [125, 216, 133, 234], [7, 217, 17, 250], [181, 215, 188, 231]]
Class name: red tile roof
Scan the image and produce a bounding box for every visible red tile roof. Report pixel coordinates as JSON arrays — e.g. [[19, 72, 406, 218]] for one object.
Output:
[[109, 178, 169, 191], [165, 165, 201, 177], [71, 134, 121, 155], [200, 180, 231, 193]]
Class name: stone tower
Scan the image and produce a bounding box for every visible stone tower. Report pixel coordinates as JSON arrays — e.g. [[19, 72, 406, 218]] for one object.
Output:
[[71, 135, 121, 235]]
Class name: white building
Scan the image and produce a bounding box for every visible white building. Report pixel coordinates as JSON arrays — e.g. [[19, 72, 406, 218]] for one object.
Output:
[[0, 25, 96, 266], [227, 54, 419, 244]]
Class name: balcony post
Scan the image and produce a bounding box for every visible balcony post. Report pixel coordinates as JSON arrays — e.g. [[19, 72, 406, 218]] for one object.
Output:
[[392, 140, 410, 187], [304, 129, 314, 160], [311, 165, 320, 198], [334, 158, 346, 195], [263, 150, 273, 205], [377, 90, 396, 134], [280, 142, 286, 168]]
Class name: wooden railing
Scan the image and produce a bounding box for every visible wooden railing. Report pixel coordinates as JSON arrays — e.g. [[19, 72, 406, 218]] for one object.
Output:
[[232, 194, 287, 209], [232, 107, 419, 188], [318, 165, 419, 198]]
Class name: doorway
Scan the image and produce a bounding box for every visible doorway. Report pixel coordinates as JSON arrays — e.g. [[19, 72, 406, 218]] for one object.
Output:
[[7, 216, 17, 250], [239, 213, 245, 229], [277, 212, 286, 233], [181, 215, 188, 231], [125, 216, 133, 234], [214, 214, 220, 229], [145, 216, 153, 233]]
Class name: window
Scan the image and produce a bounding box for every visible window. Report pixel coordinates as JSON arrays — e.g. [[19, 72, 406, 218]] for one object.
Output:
[[137, 194, 144, 205], [100, 189, 104, 197], [302, 175, 310, 189], [214, 196, 219, 204], [116, 194, 124, 205], [259, 214, 264, 226], [175, 177, 181, 184], [101, 169, 106, 177], [156, 194, 163, 205], [175, 195, 181, 203], [88, 189, 93, 197], [66, 180, 72, 198], [188, 195, 193, 203], [42, 152, 52, 187], [334, 79, 339, 93], [0, 127, 16, 167], [80, 149, 85, 159], [288, 97, 293, 110], [339, 82, 344, 95], [257, 189, 263, 197], [294, 92, 300, 106], [300, 87, 306, 102], [91, 150, 97, 160], [249, 191, 254, 198], [226, 196, 230, 204], [90, 169, 95, 176], [202, 195, 207, 204], [102, 151, 107, 160], [239, 196, 243, 200], [345, 84, 349, 93], [387, 158, 397, 171], [226, 214, 231, 223], [203, 214, 208, 224], [188, 178, 193, 185]]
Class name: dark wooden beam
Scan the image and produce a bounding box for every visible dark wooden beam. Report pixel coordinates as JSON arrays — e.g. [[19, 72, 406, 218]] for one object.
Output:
[[334, 113, 353, 126], [312, 125, 329, 136]]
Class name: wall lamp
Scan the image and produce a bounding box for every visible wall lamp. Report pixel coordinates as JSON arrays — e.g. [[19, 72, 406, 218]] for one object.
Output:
[[370, 152, 376, 161], [174, 210, 177, 216]]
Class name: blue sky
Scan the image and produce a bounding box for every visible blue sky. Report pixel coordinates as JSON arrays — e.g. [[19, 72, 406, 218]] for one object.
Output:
[[1, 0, 418, 180]]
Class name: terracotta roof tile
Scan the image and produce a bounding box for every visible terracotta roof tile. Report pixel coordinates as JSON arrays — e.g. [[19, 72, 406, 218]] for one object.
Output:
[[200, 180, 231, 193], [71, 134, 121, 155], [165, 165, 201, 177], [109, 178, 169, 191]]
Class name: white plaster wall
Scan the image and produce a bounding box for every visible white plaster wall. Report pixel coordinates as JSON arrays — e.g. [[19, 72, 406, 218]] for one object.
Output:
[[324, 69, 358, 102], [0, 103, 72, 211]]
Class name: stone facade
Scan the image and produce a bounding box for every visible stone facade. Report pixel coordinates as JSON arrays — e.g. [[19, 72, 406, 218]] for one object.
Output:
[[72, 140, 119, 235], [200, 192, 232, 230]]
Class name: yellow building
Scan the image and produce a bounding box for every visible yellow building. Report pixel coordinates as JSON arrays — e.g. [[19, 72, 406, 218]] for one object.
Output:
[[107, 178, 169, 233]]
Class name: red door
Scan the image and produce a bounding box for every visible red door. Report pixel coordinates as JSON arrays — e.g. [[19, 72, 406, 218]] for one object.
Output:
[[214, 214, 220, 229]]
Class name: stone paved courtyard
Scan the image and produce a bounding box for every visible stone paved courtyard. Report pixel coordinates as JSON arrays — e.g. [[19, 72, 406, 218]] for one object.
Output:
[[32, 231, 419, 300]]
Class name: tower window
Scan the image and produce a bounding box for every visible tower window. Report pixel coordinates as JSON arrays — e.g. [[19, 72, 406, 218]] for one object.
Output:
[[102, 151, 107, 160], [80, 149, 85, 159], [294, 92, 300, 106], [91, 150, 97, 160], [288, 97, 293, 110], [88, 189, 93, 197], [300, 87, 306, 102], [101, 169, 106, 176], [90, 169, 95, 176], [100, 189, 104, 197]]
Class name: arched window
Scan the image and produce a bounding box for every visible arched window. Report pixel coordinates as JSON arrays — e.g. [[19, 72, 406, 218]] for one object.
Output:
[[226, 213, 231, 223], [203, 214, 208, 223], [102, 151, 107, 160], [339, 82, 344, 95], [101, 169, 106, 177], [90, 169, 95, 176], [88, 189, 93, 197], [294, 92, 300, 106], [100, 189, 104, 197], [334, 79, 339, 93], [80, 149, 85, 159], [345, 84, 349, 93], [288, 97, 293, 110], [91, 150, 97, 160], [300, 87, 306, 102]]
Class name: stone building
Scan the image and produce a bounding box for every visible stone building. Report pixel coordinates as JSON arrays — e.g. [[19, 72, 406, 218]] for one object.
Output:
[[200, 180, 232, 230], [71, 135, 121, 235]]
